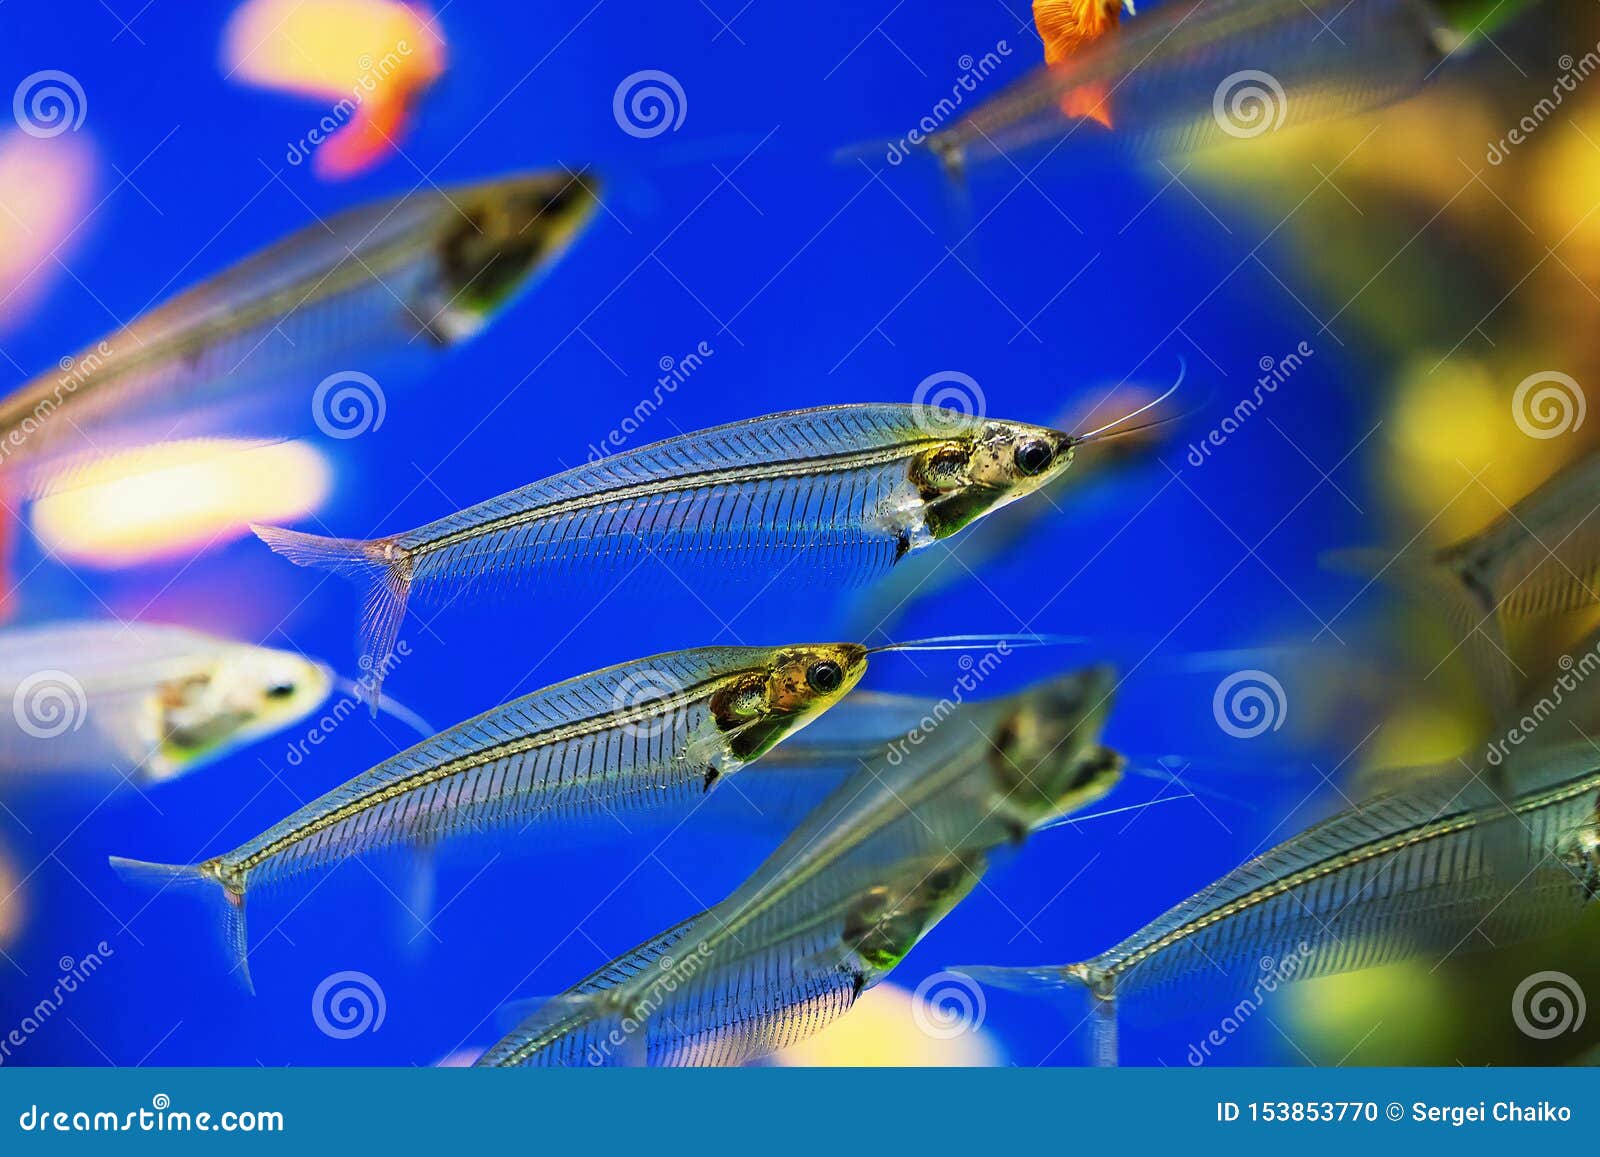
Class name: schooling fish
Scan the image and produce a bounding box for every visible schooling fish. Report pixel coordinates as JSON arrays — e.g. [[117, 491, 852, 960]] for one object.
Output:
[[479, 850, 990, 1068], [927, 0, 1462, 172], [0, 170, 599, 490], [0, 621, 335, 783], [108, 641, 879, 992], [253, 390, 1174, 699], [477, 665, 1124, 1066], [957, 741, 1600, 1065]]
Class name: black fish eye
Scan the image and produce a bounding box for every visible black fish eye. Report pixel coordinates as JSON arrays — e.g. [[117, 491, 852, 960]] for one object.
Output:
[[265, 682, 296, 700], [1014, 439, 1054, 477], [807, 661, 844, 694]]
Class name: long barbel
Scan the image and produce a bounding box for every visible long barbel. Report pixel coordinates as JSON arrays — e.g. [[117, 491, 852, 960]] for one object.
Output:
[[109, 641, 872, 992], [478, 665, 1124, 1066], [927, 0, 1460, 171], [252, 387, 1178, 700], [958, 743, 1600, 1063], [0, 170, 600, 489]]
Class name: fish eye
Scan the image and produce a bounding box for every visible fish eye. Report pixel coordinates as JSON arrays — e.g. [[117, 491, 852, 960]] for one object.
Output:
[[265, 682, 296, 700], [807, 660, 844, 694], [1013, 439, 1055, 477]]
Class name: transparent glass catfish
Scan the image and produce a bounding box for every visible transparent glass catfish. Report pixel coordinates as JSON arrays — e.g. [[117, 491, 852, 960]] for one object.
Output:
[[1329, 446, 1600, 712], [477, 665, 1124, 1067], [924, 0, 1472, 172], [0, 170, 599, 490], [957, 741, 1600, 1065], [0, 621, 337, 783], [109, 641, 881, 993], [845, 384, 1176, 638], [253, 387, 1175, 700]]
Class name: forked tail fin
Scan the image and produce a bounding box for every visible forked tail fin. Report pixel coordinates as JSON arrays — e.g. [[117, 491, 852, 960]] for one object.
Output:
[[251, 524, 412, 707], [108, 856, 254, 995]]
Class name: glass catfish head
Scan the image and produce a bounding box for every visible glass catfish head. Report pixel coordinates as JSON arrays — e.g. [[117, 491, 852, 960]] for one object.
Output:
[[149, 646, 332, 782], [709, 643, 870, 763], [423, 168, 602, 343], [985, 663, 1122, 829], [910, 418, 1077, 539]]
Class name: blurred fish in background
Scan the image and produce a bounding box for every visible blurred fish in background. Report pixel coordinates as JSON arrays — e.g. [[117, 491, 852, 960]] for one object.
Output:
[[0, 841, 21, 952], [222, 0, 446, 180], [31, 439, 331, 569], [0, 129, 98, 338], [1155, 0, 1600, 1065], [0, 621, 336, 783], [0, 169, 600, 502], [926, 0, 1536, 172]]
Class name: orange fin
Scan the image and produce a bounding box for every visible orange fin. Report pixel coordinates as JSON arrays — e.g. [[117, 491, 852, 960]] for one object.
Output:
[[1034, 0, 1124, 65], [1060, 82, 1115, 129]]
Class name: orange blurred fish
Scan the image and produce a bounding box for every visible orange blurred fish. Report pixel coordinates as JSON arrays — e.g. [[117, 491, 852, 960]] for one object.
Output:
[[222, 0, 446, 179], [932, 0, 1462, 171], [1034, 0, 1129, 128]]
